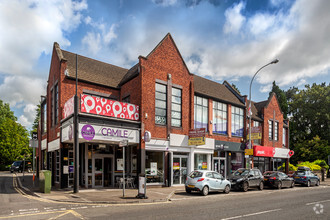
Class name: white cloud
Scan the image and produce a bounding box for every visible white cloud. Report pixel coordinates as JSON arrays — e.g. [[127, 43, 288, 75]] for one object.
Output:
[[248, 13, 276, 36], [152, 0, 178, 7], [18, 104, 38, 128], [223, 2, 246, 34], [82, 32, 102, 55], [0, 0, 87, 76]]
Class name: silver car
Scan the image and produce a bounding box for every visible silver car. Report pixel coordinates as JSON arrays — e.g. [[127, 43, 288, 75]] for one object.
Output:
[[185, 170, 231, 196]]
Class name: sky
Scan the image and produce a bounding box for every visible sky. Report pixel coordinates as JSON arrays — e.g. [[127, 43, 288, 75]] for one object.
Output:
[[0, 0, 329, 131]]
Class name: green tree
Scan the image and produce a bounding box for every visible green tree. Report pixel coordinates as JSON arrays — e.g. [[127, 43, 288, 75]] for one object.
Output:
[[289, 83, 330, 142], [269, 81, 288, 119], [31, 103, 40, 136], [231, 83, 241, 94], [0, 100, 30, 169]]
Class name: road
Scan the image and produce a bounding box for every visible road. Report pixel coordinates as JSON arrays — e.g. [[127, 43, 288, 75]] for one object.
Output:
[[0, 171, 329, 219]]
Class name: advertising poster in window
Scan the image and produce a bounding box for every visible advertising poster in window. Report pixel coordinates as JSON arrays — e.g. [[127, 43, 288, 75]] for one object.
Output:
[[173, 162, 180, 170], [150, 162, 157, 176], [117, 159, 123, 171], [202, 162, 207, 169]]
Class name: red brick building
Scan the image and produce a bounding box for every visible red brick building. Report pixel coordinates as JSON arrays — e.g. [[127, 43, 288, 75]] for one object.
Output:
[[37, 33, 289, 189], [247, 93, 290, 173]]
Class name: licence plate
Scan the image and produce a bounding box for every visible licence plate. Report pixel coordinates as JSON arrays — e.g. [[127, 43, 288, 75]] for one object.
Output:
[[295, 177, 300, 179], [188, 185, 195, 188], [264, 178, 268, 181]]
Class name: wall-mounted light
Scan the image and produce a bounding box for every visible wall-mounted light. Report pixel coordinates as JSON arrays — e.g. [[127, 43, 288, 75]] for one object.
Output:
[[210, 120, 213, 124], [145, 113, 148, 119], [168, 73, 172, 80]]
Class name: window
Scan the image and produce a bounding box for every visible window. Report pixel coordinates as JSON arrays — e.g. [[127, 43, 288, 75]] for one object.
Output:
[[54, 84, 59, 124], [42, 103, 47, 134], [231, 106, 244, 137], [194, 96, 208, 130], [275, 122, 279, 141], [283, 128, 287, 147], [213, 101, 227, 134], [145, 151, 164, 184], [171, 87, 182, 127], [269, 120, 279, 141], [55, 150, 60, 183], [155, 83, 167, 125], [268, 120, 273, 140], [254, 121, 260, 127], [51, 89, 54, 126], [194, 154, 208, 170]]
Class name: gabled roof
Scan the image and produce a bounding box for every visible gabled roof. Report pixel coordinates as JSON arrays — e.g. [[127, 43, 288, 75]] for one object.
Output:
[[141, 33, 192, 75], [55, 43, 129, 88], [247, 100, 263, 121], [118, 63, 139, 86], [193, 75, 245, 107]]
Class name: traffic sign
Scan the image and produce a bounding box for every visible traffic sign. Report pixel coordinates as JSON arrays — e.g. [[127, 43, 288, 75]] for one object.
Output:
[[119, 140, 128, 147], [32, 132, 38, 140]]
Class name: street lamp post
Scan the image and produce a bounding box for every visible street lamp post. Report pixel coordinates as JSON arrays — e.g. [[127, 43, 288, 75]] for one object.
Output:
[[248, 59, 279, 152]]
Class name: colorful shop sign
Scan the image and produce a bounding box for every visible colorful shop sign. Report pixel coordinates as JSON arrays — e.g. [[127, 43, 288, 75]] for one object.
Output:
[[173, 162, 180, 170], [81, 94, 139, 121], [188, 137, 205, 146]]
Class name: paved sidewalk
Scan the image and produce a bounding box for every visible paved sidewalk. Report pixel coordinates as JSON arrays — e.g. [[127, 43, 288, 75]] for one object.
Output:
[[15, 173, 185, 204]]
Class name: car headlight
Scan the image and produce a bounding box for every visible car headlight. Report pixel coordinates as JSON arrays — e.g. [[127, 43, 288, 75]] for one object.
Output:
[[236, 178, 243, 182]]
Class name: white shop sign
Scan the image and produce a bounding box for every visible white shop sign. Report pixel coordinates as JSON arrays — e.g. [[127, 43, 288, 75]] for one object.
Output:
[[79, 123, 139, 143], [41, 138, 47, 150], [274, 148, 290, 158], [48, 138, 60, 152]]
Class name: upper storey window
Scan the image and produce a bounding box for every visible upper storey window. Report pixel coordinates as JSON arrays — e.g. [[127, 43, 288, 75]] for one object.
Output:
[[213, 101, 227, 135], [194, 96, 208, 130], [155, 83, 167, 125], [231, 106, 243, 137], [171, 87, 182, 127]]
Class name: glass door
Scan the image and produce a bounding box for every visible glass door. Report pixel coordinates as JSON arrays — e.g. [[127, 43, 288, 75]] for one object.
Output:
[[173, 155, 188, 185], [103, 157, 113, 187], [213, 157, 226, 178], [94, 157, 103, 187]]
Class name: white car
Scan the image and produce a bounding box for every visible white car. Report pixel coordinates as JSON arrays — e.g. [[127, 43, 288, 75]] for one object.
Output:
[[185, 170, 231, 196]]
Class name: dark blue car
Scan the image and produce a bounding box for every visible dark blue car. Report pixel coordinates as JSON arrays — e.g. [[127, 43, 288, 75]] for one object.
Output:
[[293, 167, 320, 187]]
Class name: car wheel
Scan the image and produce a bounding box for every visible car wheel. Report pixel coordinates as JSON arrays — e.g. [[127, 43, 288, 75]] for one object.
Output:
[[242, 182, 249, 192], [186, 188, 192, 194], [316, 180, 320, 186], [259, 181, 264, 190], [307, 180, 311, 187], [277, 181, 282, 190], [291, 181, 295, 188], [224, 185, 230, 194], [201, 186, 209, 196]]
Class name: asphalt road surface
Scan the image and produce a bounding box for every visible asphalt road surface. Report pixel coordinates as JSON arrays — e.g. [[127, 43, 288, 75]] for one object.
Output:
[[0, 171, 329, 220]]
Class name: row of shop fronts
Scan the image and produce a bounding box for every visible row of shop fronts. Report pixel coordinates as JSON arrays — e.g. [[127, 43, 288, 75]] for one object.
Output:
[[40, 117, 291, 189]]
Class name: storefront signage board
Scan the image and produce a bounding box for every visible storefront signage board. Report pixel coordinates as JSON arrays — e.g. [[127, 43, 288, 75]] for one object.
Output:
[[253, 145, 275, 157], [273, 148, 290, 158], [81, 94, 139, 121], [117, 159, 124, 171], [79, 124, 139, 143], [188, 128, 206, 138], [246, 133, 262, 140], [188, 137, 205, 146], [245, 149, 253, 156]]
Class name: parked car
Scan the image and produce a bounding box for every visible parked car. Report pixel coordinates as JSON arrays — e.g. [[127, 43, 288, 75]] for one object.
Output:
[[263, 171, 295, 189], [185, 170, 231, 196], [228, 168, 264, 192], [292, 166, 320, 187], [10, 160, 32, 173]]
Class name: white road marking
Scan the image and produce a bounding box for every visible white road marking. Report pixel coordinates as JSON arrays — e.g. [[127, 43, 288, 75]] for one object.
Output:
[[221, 208, 282, 220], [306, 199, 330, 206]]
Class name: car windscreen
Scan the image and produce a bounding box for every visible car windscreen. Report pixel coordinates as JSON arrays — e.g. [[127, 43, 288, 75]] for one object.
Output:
[[13, 161, 21, 166], [296, 171, 305, 176], [263, 172, 274, 176], [233, 169, 249, 176], [189, 171, 203, 178]]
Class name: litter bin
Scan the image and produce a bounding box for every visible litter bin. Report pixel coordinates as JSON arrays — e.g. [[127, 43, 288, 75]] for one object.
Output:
[[39, 170, 51, 193]]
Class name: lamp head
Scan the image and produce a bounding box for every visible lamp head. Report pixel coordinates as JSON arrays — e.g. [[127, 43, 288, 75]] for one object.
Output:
[[271, 59, 279, 64]]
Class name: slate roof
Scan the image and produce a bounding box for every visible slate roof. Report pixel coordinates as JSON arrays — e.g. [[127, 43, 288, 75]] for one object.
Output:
[[193, 75, 245, 107], [59, 46, 129, 88], [247, 100, 263, 121]]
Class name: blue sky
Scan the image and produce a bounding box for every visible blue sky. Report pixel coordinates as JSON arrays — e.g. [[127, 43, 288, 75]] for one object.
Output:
[[0, 0, 329, 131]]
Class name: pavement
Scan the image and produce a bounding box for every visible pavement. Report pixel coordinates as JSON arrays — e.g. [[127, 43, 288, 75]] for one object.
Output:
[[14, 172, 330, 205], [14, 173, 185, 204]]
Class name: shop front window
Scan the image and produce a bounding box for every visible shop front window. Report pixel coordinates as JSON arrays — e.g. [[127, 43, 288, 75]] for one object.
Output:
[[194, 154, 208, 170], [231, 152, 243, 172], [155, 83, 167, 125], [146, 151, 164, 184]]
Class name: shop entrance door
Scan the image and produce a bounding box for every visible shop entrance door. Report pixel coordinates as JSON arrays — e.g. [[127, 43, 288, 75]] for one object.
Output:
[[173, 155, 188, 185], [93, 157, 103, 187], [213, 157, 226, 178], [103, 157, 114, 187]]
